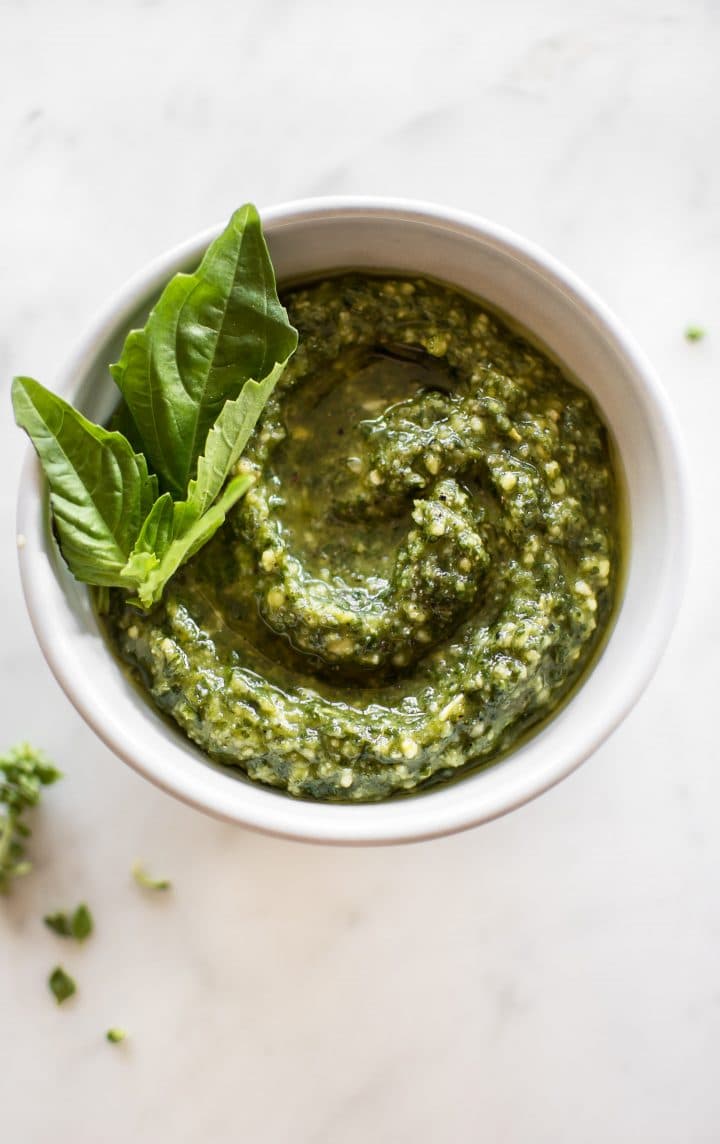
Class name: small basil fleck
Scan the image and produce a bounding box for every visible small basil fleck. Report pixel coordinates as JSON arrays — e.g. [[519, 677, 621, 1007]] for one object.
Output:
[[132, 861, 171, 891], [71, 903, 93, 941], [106, 1028, 127, 1044], [44, 911, 72, 937], [49, 966, 76, 1005], [43, 903, 93, 941], [0, 743, 62, 895], [685, 326, 706, 342]]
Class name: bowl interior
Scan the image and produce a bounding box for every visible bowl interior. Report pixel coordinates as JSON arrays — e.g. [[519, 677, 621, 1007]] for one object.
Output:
[[17, 201, 687, 843]]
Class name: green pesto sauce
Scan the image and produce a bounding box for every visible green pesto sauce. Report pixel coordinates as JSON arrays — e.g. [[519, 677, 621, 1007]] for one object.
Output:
[[104, 273, 621, 802]]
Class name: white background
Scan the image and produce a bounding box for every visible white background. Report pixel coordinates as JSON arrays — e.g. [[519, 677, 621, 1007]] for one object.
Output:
[[1, 2, 718, 1141]]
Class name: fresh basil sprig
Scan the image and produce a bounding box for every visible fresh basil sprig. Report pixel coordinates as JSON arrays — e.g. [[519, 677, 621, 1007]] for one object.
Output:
[[110, 203, 297, 498], [12, 204, 297, 610]]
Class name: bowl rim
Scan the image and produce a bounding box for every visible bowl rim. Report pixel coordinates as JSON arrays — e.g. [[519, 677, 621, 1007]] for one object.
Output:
[[15, 195, 690, 844]]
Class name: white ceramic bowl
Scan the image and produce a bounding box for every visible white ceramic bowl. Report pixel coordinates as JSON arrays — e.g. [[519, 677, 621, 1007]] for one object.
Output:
[[17, 198, 688, 844]]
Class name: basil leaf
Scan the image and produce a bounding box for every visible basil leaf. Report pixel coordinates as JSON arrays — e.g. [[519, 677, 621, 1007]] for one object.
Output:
[[125, 473, 254, 610], [110, 204, 298, 498], [187, 360, 285, 514], [12, 377, 157, 586], [106, 397, 145, 453]]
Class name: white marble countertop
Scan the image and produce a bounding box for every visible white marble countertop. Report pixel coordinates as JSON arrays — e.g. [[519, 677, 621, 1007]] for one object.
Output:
[[2, 1, 718, 1140]]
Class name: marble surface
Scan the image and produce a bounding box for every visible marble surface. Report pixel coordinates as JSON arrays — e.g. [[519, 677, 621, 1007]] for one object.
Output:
[[1, 1, 718, 1140]]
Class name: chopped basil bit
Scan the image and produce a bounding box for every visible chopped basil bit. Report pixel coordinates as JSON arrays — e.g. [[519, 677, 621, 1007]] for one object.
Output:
[[106, 1028, 127, 1044], [685, 325, 706, 342], [132, 862, 171, 891], [71, 903, 93, 941], [44, 902, 93, 941], [0, 743, 61, 894], [49, 966, 76, 1005], [44, 911, 72, 937]]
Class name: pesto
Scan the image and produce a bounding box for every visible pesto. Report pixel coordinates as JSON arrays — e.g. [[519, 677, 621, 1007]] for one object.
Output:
[[105, 274, 620, 802]]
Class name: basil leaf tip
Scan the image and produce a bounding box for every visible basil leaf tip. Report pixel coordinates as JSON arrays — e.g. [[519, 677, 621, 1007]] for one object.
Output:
[[12, 204, 296, 611]]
